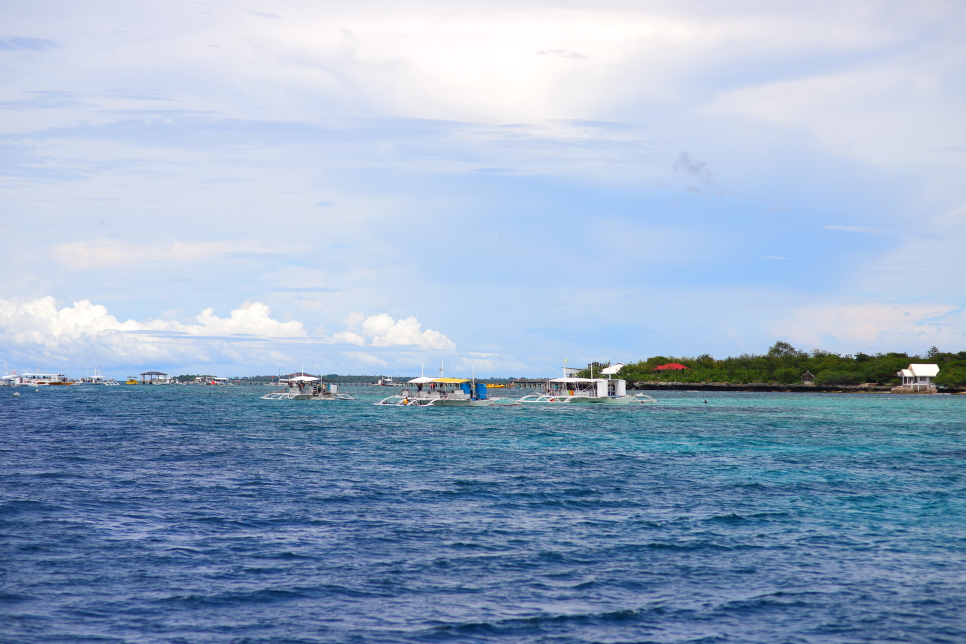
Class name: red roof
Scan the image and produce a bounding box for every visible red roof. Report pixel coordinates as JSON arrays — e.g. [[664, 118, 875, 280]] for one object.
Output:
[[654, 363, 689, 370]]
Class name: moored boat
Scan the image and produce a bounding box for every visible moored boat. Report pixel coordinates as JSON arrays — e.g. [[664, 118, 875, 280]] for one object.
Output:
[[376, 376, 492, 406], [261, 374, 354, 401], [80, 367, 119, 385], [1, 370, 22, 387], [519, 363, 655, 405], [18, 372, 75, 386]]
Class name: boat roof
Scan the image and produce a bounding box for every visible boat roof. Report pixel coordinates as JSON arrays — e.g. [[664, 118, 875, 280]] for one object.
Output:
[[434, 378, 469, 383], [407, 377, 436, 383], [286, 375, 319, 382], [549, 377, 604, 383]]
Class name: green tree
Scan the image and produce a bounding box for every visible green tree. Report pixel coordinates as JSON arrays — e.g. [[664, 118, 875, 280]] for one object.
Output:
[[813, 371, 864, 386]]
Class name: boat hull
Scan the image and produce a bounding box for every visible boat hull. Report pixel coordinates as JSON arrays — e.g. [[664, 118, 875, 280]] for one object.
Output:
[[375, 396, 492, 407], [519, 395, 653, 405], [262, 391, 353, 401]]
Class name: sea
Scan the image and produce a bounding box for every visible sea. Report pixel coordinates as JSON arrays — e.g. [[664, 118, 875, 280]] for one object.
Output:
[[1, 385, 964, 643]]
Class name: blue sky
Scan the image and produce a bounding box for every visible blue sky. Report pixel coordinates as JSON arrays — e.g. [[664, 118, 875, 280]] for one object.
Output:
[[2, 1, 965, 378]]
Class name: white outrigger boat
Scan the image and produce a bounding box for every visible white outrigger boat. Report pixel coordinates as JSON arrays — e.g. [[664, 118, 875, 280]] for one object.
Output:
[[79, 367, 119, 385], [261, 374, 354, 401], [376, 376, 493, 407], [519, 363, 656, 405], [13, 372, 76, 386]]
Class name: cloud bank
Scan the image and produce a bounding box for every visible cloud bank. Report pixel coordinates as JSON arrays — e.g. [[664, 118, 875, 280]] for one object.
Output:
[[0, 297, 456, 373], [0, 297, 305, 342]]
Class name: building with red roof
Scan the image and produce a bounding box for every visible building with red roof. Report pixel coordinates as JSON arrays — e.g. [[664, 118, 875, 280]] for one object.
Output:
[[654, 363, 689, 370]]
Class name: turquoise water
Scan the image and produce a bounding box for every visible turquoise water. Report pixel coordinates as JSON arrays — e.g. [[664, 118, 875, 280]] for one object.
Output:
[[1, 386, 964, 642]]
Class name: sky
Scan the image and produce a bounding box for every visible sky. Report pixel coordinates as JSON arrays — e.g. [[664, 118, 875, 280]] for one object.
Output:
[[2, 0, 965, 378]]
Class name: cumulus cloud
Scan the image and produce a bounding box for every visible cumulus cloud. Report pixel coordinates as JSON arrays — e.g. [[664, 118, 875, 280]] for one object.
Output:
[[0, 297, 305, 342], [0, 296, 309, 371], [332, 313, 456, 350]]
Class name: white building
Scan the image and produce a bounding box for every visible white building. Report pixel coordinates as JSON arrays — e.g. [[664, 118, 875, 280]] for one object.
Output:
[[896, 364, 940, 391]]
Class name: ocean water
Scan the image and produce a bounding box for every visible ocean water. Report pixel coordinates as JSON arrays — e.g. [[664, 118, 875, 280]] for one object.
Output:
[[1, 386, 964, 644]]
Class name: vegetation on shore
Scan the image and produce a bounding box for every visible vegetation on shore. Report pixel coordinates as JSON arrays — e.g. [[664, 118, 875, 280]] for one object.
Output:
[[577, 342, 966, 387]]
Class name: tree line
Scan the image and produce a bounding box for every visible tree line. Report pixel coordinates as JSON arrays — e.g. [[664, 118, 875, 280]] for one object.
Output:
[[578, 342, 966, 387]]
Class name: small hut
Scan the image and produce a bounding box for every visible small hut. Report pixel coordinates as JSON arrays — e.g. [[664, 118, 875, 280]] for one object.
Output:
[[801, 370, 814, 384], [140, 371, 168, 384], [895, 364, 939, 393]]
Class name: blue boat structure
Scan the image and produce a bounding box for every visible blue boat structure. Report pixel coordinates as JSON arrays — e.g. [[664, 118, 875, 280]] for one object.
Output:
[[376, 376, 492, 407]]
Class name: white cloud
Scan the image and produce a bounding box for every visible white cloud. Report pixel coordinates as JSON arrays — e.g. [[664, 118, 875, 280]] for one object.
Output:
[[331, 331, 366, 346], [188, 303, 305, 337], [0, 297, 305, 341], [0, 296, 307, 374], [0, 296, 314, 372], [336, 312, 456, 350], [341, 351, 388, 367]]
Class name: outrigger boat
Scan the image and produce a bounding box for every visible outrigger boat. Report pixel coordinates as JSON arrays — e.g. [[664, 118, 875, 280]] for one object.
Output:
[[376, 377, 492, 407], [519, 363, 656, 405], [261, 374, 354, 401], [79, 367, 119, 385], [17, 372, 75, 386], [376, 361, 493, 407]]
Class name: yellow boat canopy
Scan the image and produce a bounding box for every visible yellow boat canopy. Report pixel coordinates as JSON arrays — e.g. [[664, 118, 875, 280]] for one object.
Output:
[[433, 378, 469, 383]]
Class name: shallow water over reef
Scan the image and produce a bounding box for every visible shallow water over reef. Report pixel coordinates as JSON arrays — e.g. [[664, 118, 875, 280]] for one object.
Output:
[[2, 386, 965, 643]]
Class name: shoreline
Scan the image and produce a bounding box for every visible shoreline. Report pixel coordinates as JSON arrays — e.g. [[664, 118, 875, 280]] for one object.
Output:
[[628, 381, 966, 394]]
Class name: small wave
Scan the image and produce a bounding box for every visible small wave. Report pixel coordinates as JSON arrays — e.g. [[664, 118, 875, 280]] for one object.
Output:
[[0, 500, 64, 517]]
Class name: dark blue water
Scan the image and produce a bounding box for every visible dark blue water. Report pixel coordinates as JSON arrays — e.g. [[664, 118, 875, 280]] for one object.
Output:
[[2, 386, 965, 643]]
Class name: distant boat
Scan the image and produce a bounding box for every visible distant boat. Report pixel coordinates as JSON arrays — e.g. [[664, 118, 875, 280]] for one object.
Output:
[[80, 366, 119, 385], [125, 377, 138, 385], [18, 372, 75, 386], [519, 363, 655, 405], [486, 383, 506, 388], [261, 374, 353, 401], [192, 376, 230, 385]]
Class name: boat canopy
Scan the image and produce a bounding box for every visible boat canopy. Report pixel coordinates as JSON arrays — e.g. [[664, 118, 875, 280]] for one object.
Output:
[[434, 378, 469, 383], [287, 375, 319, 382], [407, 377, 436, 384], [549, 377, 602, 383], [600, 363, 624, 375]]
